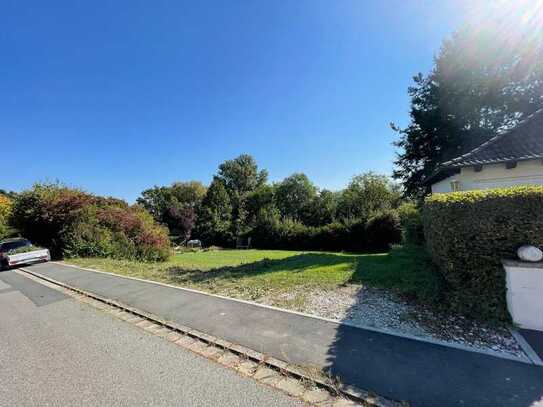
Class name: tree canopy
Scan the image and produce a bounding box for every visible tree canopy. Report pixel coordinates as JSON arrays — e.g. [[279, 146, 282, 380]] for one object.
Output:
[[274, 173, 317, 221], [215, 154, 268, 236], [337, 173, 400, 220], [195, 176, 233, 245], [137, 181, 206, 242], [393, 5, 543, 198], [136, 154, 402, 247]]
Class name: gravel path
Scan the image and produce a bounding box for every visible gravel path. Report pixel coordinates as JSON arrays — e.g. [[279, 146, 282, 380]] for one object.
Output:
[[264, 285, 526, 359]]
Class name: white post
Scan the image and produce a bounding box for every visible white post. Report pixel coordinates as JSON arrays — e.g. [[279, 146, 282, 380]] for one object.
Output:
[[503, 259, 543, 331]]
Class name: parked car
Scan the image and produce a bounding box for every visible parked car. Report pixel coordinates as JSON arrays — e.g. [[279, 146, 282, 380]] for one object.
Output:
[[0, 238, 51, 270]]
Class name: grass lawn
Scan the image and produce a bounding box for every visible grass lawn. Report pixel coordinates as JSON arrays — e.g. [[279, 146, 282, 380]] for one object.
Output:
[[65, 246, 439, 306]]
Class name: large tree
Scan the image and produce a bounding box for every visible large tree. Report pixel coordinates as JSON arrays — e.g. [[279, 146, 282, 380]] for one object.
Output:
[[215, 154, 268, 235], [393, 4, 543, 198], [301, 189, 340, 227], [274, 173, 317, 222], [245, 184, 276, 227], [195, 177, 233, 245], [337, 172, 399, 221]]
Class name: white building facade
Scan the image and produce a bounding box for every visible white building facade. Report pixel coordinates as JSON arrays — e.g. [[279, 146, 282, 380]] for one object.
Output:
[[431, 159, 543, 193]]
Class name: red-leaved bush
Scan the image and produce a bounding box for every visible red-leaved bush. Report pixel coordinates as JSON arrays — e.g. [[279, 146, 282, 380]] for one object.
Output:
[[11, 183, 170, 261]]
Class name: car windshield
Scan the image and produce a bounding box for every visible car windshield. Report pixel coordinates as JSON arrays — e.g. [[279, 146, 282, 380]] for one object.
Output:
[[1, 240, 32, 252]]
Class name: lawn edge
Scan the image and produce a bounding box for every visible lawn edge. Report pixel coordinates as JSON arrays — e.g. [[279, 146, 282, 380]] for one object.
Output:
[[56, 260, 531, 364], [19, 265, 399, 407]]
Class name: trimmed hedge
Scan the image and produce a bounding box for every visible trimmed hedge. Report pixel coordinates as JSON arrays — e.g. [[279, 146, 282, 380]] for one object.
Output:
[[423, 186, 543, 321]]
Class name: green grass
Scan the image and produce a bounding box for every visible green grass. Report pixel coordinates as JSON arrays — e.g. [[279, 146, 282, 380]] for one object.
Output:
[[66, 246, 439, 305]]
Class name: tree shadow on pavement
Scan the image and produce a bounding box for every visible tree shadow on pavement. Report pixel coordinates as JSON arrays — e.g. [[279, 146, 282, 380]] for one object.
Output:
[[323, 251, 543, 407]]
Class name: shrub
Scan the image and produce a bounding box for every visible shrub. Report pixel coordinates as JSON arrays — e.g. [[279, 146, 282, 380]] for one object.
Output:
[[0, 194, 14, 239], [10, 183, 170, 261], [63, 205, 170, 261], [365, 210, 402, 251], [423, 186, 543, 321], [397, 202, 425, 245], [247, 210, 396, 253], [10, 184, 94, 256]]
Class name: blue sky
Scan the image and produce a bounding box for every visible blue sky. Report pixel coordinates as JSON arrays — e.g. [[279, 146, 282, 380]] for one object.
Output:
[[2, 1, 469, 202]]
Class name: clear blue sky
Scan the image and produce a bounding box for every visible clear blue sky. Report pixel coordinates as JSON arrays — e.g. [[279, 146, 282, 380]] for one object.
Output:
[[3, 0, 471, 202]]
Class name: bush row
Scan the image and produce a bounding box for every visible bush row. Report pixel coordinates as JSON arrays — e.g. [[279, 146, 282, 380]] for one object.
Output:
[[246, 209, 402, 252], [423, 186, 543, 321], [10, 184, 170, 261]]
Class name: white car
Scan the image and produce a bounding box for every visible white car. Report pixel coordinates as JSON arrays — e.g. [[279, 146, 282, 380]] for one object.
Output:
[[0, 238, 51, 270]]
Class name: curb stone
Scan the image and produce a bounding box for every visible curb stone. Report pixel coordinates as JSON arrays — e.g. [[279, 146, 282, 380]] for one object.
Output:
[[18, 267, 406, 407]]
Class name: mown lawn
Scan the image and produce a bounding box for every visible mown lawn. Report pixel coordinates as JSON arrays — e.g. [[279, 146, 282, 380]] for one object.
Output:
[[66, 246, 439, 304]]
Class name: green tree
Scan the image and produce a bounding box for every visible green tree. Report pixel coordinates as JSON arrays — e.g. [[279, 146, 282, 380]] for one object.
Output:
[[0, 189, 17, 200], [170, 181, 207, 208], [274, 173, 317, 221], [245, 184, 276, 227], [0, 194, 13, 239], [137, 186, 174, 222], [393, 5, 543, 198], [301, 189, 340, 227], [137, 181, 206, 241], [195, 177, 233, 245], [337, 172, 398, 221], [216, 154, 268, 236]]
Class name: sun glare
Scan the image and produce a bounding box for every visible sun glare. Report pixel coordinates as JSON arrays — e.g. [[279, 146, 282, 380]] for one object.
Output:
[[517, 0, 543, 25], [465, 0, 543, 59]]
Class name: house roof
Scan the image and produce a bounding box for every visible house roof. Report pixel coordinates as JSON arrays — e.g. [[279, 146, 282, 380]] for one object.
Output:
[[427, 109, 543, 184], [440, 109, 543, 168]]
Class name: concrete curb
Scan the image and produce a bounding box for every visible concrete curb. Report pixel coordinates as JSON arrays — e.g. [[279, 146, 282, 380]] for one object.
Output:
[[20, 266, 403, 407], [53, 261, 531, 365]]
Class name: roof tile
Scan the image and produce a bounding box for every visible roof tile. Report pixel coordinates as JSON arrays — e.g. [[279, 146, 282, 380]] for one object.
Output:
[[441, 109, 543, 168]]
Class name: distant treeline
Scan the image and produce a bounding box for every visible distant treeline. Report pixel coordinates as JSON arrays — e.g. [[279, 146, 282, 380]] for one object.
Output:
[[136, 154, 419, 251]]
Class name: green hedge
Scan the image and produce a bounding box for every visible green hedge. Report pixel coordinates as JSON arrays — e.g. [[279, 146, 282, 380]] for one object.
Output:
[[423, 186, 543, 321], [397, 202, 425, 245], [247, 210, 401, 252]]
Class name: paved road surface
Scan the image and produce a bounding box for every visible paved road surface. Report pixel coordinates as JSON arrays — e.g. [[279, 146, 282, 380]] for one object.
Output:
[[521, 329, 543, 361], [0, 269, 303, 407], [25, 261, 543, 407]]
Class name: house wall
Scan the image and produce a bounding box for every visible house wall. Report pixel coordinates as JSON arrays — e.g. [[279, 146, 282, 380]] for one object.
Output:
[[431, 159, 543, 193]]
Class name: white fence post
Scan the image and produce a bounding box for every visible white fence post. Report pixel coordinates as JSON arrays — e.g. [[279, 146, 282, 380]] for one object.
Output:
[[503, 259, 543, 331]]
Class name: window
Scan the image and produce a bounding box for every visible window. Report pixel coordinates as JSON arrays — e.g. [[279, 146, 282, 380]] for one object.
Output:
[[450, 180, 461, 192], [0, 239, 31, 252]]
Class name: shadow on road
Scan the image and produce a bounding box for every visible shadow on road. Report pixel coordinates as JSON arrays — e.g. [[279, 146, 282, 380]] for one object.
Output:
[[322, 285, 543, 407]]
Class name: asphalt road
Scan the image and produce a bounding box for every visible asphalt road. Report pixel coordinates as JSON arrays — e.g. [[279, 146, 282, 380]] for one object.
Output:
[[28, 262, 543, 407], [0, 269, 304, 407]]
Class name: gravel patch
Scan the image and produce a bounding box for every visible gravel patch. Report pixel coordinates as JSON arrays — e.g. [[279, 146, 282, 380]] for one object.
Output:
[[263, 285, 526, 360]]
